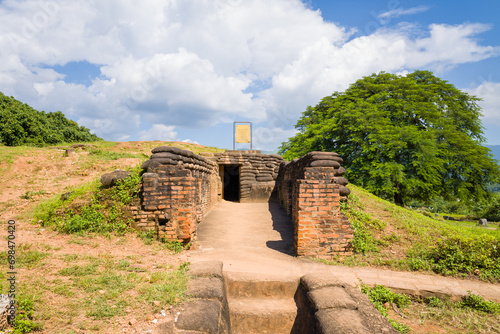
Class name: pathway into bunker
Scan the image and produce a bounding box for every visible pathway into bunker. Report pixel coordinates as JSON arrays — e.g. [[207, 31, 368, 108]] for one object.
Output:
[[185, 200, 500, 303]]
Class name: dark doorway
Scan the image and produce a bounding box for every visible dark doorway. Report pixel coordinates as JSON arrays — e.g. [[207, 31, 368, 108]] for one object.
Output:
[[223, 165, 240, 201]]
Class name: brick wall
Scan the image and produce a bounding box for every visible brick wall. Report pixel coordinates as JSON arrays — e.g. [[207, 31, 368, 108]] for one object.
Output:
[[132, 146, 221, 242], [277, 151, 353, 259]]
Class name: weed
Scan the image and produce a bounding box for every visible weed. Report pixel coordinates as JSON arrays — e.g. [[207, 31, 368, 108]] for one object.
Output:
[[140, 264, 189, 306], [59, 264, 99, 276], [361, 284, 411, 333], [139, 229, 156, 245], [33, 167, 142, 236], [17, 250, 49, 269], [341, 195, 380, 254], [20, 190, 46, 200], [459, 292, 500, 314], [12, 291, 43, 333], [427, 235, 500, 280]]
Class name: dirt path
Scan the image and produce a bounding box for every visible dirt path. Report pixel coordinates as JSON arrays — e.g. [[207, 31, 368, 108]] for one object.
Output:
[[188, 200, 500, 303]]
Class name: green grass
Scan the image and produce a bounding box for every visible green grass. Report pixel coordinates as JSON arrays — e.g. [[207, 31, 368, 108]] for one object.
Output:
[[361, 285, 500, 333], [32, 166, 142, 236], [327, 184, 500, 282]]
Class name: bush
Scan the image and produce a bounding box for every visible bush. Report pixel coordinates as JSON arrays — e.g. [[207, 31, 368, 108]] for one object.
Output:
[[460, 292, 500, 314], [36, 167, 142, 235], [0, 91, 100, 146], [427, 235, 500, 280], [361, 284, 411, 333]]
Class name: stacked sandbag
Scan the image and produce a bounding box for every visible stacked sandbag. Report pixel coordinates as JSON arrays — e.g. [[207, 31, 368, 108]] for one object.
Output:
[[212, 152, 283, 201], [280, 151, 350, 198], [141, 146, 218, 175]]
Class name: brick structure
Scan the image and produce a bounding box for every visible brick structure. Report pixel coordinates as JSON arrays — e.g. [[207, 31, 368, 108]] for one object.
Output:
[[277, 152, 353, 258], [202, 151, 284, 202], [132, 146, 221, 242], [132, 146, 352, 258]]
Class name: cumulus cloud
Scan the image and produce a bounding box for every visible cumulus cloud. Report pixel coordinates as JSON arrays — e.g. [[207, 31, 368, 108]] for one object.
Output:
[[468, 82, 500, 126], [138, 124, 178, 141], [0, 0, 498, 149]]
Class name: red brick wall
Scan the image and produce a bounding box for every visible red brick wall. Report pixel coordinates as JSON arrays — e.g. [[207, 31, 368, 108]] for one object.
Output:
[[133, 147, 220, 242], [278, 152, 353, 259]]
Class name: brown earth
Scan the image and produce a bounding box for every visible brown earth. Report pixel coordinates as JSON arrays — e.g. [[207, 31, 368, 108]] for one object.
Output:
[[0, 141, 221, 333], [0, 141, 498, 333]]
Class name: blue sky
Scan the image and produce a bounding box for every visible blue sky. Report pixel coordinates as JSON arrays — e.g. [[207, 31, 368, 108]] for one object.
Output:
[[0, 0, 499, 151]]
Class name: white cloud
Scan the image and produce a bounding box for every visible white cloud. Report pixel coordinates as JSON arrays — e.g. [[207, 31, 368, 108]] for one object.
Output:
[[378, 6, 430, 20], [0, 0, 498, 149], [138, 124, 178, 141], [468, 82, 500, 126]]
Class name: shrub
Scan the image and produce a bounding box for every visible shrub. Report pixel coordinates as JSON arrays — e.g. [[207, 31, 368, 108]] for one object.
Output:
[[427, 235, 500, 280]]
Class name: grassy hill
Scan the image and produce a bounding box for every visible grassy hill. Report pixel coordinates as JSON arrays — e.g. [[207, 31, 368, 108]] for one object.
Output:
[[328, 184, 500, 282], [0, 141, 498, 332]]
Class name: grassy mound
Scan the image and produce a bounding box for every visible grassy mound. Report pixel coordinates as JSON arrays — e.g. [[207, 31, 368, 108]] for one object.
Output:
[[328, 185, 500, 282]]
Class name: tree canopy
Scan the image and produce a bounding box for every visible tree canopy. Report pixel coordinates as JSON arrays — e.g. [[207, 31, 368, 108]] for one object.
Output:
[[279, 70, 500, 206], [0, 91, 100, 146]]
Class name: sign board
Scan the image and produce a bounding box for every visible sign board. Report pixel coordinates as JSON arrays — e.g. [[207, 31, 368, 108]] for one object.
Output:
[[233, 122, 252, 150], [235, 124, 250, 143]]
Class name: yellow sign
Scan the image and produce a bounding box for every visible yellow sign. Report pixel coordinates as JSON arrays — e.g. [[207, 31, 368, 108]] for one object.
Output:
[[235, 124, 250, 143]]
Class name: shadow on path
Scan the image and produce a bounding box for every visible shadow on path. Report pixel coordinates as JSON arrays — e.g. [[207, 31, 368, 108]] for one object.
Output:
[[266, 200, 295, 256]]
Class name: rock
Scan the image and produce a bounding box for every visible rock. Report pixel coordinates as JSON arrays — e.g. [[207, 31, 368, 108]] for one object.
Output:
[[0, 294, 14, 330], [64, 148, 75, 157], [129, 318, 137, 326], [153, 301, 161, 307], [478, 218, 488, 226], [100, 169, 131, 188], [60, 191, 74, 201]]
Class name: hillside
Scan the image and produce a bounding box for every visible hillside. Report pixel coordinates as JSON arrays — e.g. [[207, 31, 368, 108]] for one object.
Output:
[[0, 91, 100, 146], [0, 141, 225, 333], [332, 184, 499, 282], [0, 142, 498, 333]]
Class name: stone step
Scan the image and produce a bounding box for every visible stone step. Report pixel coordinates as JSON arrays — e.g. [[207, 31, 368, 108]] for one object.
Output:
[[225, 272, 299, 299], [228, 297, 297, 334]]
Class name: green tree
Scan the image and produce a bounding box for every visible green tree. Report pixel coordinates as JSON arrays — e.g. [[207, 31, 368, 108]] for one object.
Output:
[[0, 91, 100, 146], [279, 71, 500, 206]]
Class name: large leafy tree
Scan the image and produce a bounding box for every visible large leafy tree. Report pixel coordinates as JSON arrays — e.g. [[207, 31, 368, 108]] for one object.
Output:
[[279, 70, 500, 206], [0, 92, 100, 146]]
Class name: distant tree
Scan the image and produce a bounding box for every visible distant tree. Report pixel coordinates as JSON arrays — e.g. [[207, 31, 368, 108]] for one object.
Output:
[[0, 92, 100, 146], [279, 71, 500, 206]]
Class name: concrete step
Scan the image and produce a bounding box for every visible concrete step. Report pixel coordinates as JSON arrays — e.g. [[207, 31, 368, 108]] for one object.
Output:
[[225, 271, 299, 299], [228, 297, 297, 334]]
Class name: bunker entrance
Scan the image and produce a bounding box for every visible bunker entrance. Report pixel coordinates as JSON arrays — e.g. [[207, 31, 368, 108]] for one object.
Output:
[[221, 164, 240, 202]]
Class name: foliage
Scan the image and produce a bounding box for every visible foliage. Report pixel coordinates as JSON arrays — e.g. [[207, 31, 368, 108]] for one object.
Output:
[[340, 194, 384, 254], [279, 71, 500, 206], [13, 292, 43, 333], [34, 167, 142, 235], [427, 235, 500, 279], [459, 292, 500, 314], [361, 284, 411, 333], [0, 91, 100, 146], [475, 194, 500, 222]]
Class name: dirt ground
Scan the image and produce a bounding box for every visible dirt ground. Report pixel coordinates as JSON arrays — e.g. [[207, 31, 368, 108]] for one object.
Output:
[[0, 141, 197, 333]]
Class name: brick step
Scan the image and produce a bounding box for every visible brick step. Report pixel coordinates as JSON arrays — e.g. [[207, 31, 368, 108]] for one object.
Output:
[[228, 297, 297, 334], [225, 272, 299, 299]]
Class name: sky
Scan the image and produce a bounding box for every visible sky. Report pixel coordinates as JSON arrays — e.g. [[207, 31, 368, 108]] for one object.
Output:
[[0, 0, 499, 151]]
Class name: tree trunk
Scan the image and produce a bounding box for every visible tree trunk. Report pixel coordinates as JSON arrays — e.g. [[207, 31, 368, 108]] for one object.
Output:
[[394, 182, 404, 206]]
